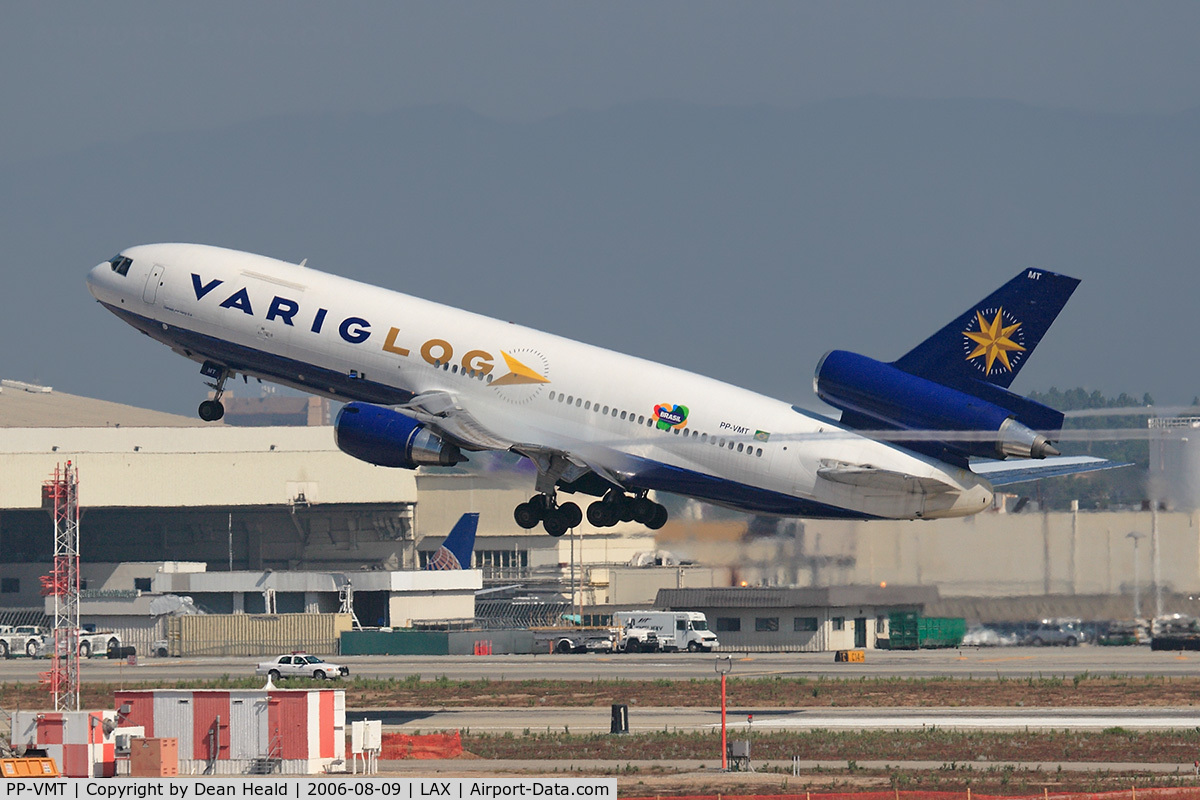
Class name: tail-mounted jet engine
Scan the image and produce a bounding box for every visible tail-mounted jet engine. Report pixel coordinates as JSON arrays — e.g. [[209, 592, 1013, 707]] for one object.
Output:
[[814, 350, 1061, 461], [335, 402, 464, 468]]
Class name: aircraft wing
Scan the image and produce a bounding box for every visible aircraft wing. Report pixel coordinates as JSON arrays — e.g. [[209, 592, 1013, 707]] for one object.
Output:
[[817, 463, 962, 495], [397, 391, 513, 451], [401, 391, 621, 491], [512, 444, 625, 493], [970, 456, 1128, 486]]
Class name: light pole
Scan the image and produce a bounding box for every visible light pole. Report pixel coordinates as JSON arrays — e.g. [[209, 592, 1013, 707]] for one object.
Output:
[[715, 656, 732, 771], [1127, 531, 1145, 618]]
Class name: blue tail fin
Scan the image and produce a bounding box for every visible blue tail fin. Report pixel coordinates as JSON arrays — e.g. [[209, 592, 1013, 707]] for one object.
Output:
[[893, 268, 1080, 391], [425, 513, 479, 570]]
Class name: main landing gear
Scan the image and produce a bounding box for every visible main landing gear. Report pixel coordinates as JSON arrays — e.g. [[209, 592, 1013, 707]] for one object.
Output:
[[513, 490, 669, 537], [197, 362, 230, 422], [586, 490, 668, 530], [515, 453, 669, 537], [514, 494, 582, 538]]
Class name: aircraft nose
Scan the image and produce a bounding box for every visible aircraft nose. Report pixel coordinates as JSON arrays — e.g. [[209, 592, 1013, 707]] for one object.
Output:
[[88, 253, 134, 302], [86, 261, 107, 298]]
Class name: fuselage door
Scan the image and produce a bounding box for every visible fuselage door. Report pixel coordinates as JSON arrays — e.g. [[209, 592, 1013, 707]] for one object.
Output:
[[142, 264, 165, 304]]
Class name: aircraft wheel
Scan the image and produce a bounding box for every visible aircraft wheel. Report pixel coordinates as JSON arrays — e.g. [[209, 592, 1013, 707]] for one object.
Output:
[[646, 504, 669, 530], [618, 498, 636, 522], [559, 502, 582, 529], [543, 511, 569, 538], [632, 497, 656, 524], [587, 502, 613, 528], [514, 502, 542, 530], [198, 399, 225, 422]]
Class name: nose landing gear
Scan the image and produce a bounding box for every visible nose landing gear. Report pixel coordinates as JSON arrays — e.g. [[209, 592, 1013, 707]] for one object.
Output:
[[513, 494, 582, 537], [197, 361, 230, 422]]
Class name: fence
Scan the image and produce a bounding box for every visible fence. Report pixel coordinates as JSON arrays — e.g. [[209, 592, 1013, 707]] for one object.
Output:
[[167, 613, 352, 656]]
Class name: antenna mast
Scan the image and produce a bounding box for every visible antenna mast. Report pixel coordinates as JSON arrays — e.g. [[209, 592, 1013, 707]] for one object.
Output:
[[40, 461, 81, 711]]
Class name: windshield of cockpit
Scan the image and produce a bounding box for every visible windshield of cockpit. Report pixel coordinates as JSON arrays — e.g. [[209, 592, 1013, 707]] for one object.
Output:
[[108, 254, 132, 275]]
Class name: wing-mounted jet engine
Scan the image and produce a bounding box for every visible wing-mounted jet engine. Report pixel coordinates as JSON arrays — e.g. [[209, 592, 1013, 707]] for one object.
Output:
[[335, 402, 464, 468]]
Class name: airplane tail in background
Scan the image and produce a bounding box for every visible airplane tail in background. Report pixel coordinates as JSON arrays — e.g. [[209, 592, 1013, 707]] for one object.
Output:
[[425, 513, 479, 570], [816, 269, 1080, 465]]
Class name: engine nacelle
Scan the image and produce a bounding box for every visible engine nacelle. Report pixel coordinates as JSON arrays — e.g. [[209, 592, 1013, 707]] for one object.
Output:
[[814, 350, 1060, 460], [335, 402, 464, 468]]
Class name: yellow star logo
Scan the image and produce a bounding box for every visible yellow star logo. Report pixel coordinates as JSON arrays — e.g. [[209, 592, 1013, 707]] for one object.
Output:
[[963, 308, 1025, 373]]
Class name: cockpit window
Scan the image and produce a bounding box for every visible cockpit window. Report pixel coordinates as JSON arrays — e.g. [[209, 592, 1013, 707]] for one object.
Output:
[[108, 254, 133, 276]]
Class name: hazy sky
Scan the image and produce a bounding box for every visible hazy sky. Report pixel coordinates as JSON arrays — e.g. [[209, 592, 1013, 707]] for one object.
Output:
[[4, 3, 1200, 164], [2, 3, 1199, 416]]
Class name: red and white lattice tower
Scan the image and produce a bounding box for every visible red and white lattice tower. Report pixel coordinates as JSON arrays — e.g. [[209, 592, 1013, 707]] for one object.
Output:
[[39, 461, 80, 711]]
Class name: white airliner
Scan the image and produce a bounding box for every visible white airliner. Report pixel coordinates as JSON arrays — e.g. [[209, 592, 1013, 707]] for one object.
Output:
[[87, 244, 1113, 537]]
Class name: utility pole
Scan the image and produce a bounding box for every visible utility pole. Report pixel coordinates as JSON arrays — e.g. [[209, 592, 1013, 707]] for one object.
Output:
[[715, 656, 732, 771], [1127, 531, 1145, 618]]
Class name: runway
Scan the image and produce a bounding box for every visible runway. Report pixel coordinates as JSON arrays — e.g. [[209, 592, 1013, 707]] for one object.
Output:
[[347, 705, 1200, 734], [1, 646, 1197, 683]]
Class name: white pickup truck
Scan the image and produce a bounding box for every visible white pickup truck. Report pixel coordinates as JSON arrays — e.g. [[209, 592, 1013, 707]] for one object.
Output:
[[256, 653, 350, 680]]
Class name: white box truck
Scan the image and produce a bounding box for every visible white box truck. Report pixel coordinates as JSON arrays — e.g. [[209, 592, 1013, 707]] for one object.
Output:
[[614, 610, 719, 652]]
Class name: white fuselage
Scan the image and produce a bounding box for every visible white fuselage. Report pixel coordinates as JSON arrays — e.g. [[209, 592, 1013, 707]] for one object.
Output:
[[87, 243, 993, 520]]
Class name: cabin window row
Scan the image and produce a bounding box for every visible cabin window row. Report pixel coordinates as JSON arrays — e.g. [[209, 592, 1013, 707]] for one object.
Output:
[[546, 390, 764, 458], [432, 359, 494, 383]]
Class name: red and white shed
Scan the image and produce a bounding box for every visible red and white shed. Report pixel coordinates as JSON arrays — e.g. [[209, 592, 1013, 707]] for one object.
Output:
[[113, 688, 345, 775], [10, 710, 117, 778]]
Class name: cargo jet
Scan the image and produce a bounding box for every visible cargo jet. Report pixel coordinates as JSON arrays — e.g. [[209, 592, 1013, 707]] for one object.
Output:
[[88, 245, 1115, 537]]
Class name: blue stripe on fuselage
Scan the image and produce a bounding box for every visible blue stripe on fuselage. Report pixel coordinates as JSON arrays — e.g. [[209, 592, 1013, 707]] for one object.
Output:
[[104, 303, 875, 520]]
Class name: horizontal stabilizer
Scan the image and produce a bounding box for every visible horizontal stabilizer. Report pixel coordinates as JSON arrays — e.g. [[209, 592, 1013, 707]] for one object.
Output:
[[817, 463, 961, 495], [971, 456, 1128, 486]]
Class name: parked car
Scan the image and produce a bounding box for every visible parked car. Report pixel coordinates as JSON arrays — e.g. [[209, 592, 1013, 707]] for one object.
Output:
[[255, 653, 350, 680], [1022, 621, 1082, 646]]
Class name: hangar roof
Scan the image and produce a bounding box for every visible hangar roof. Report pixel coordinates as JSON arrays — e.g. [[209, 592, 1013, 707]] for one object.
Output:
[[656, 585, 939, 609], [0, 379, 209, 428], [0, 425, 418, 509]]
